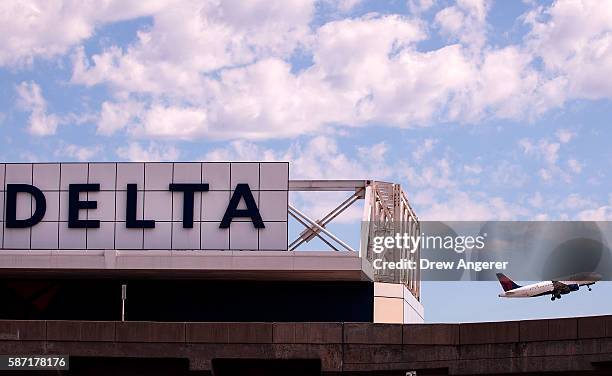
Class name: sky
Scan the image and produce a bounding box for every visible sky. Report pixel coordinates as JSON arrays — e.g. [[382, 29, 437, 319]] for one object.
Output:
[[1, 0, 612, 322]]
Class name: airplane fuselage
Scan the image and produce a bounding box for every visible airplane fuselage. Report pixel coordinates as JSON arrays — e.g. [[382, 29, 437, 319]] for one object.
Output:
[[498, 280, 590, 298]]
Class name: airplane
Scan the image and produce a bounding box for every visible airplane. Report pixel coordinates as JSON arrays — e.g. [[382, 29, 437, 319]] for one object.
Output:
[[496, 272, 602, 301]]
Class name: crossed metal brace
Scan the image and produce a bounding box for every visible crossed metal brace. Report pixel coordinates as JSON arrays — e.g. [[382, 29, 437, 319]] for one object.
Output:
[[287, 187, 364, 252]]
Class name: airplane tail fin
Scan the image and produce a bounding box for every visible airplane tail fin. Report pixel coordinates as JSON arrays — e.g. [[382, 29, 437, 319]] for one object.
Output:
[[496, 273, 521, 292]]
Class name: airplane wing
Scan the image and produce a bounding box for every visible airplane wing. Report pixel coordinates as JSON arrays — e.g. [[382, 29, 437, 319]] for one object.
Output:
[[552, 280, 571, 293], [557, 272, 602, 284]]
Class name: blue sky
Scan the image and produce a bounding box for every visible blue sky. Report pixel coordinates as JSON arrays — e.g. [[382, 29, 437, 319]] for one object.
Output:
[[1, 0, 612, 322]]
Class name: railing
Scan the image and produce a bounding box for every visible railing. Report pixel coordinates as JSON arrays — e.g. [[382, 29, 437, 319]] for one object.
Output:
[[289, 180, 420, 300]]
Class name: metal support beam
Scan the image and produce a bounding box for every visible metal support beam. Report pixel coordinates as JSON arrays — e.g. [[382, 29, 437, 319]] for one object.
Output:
[[289, 180, 368, 192], [288, 211, 341, 252], [286, 179, 420, 300], [288, 204, 357, 253], [289, 188, 363, 250]]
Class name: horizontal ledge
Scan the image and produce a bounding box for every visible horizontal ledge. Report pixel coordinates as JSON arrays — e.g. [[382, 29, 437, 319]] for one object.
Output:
[[0, 250, 373, 281], [289, 180, 369, 191], [0, 268, 373, 281]]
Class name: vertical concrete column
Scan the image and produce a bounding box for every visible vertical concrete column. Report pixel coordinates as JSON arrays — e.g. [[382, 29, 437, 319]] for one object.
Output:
[[373, 282, 424, 324]]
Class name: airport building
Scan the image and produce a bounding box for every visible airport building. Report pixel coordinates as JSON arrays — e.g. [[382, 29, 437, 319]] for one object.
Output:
[[0, 161, 424, 374], [2, 162, 612, 375]]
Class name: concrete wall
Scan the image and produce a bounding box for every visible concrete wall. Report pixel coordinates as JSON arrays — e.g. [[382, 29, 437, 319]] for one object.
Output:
[[2, 316, 612, 374]]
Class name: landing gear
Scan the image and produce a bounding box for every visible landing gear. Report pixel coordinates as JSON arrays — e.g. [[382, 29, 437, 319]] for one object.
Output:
[[551, 294, 561, 301], [588, 285, 592, 291], [551, 296, 555, 301]]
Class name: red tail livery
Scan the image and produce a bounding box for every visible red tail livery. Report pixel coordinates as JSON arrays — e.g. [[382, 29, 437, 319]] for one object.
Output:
[[496, 273, 521, 292]]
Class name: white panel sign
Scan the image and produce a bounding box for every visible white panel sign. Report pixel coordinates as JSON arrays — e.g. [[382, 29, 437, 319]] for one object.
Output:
[[0, 162, 288, 250]]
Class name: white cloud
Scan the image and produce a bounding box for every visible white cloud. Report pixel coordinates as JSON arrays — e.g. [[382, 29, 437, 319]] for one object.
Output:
[[204, 135, 392, 180], [139, 105, 207, 139], [525, 0, 612, 99], [76, 13, 455, 140], [561, 193, 595, 210], [556, 128, 575, 143], [69, 7, 569, 141], [15, 81, 60, 135], [577, 206, 612, 221], [463, 163, 482, 175], [528, 192, 543, 208], [98, 100, 143, 135], [0, 0, 603, 143], [55, 143, 102, 161], [435, 0, 490, 49], [518, 138, 533, 153], [357, 142, 389, 164], [567, 159, 583, 174], [517, 131, 587, 183], [490, 161, 528, 188], [407, 0, 436, 14], [401, 153, 533, 220], [404, 158, 455, 190], [57, 1, 568, 142], [519, 138, 560, 164], [324, 0, 363, 12], [538, 168, 552, 182], [309, 16, 474, 126], [116, 142, 180, 161], [202, 58, 329, 139], [71, 0, 314, 94], [452, 45, 565, 122], [414, 190, 528, 221], [540, 141, 560, 165], [567, 194, 612, 220], [412, 138, 438, 160], [203, 140, 281, 162], [0, 0, 173, 67]]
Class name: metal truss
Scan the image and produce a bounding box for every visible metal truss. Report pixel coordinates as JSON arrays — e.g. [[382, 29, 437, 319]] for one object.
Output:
[[288, 180, 421, 299]]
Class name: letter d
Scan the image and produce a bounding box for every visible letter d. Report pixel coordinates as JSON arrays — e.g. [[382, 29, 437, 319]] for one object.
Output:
[[6, 184, 46, 228]]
